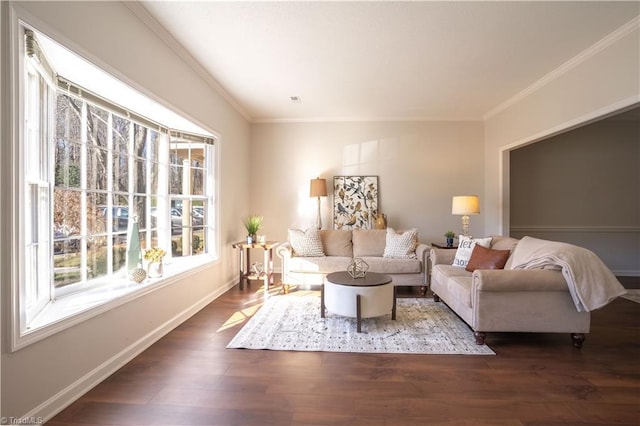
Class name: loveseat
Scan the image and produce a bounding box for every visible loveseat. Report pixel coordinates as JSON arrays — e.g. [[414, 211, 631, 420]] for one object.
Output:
[[430, 235, 593, 348], [277, 229, 429, 292]]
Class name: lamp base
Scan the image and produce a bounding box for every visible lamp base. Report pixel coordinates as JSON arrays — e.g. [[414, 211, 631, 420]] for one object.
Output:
[[316, 196, 322, 230], [461, 215, 470, 237]]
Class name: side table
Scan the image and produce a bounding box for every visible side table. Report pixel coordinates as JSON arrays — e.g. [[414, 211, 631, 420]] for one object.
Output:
[[231, 241, 280, 293], [431, 242, 457, 249]]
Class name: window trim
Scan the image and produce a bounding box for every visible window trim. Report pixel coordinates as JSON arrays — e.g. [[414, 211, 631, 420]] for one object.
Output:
[[9, 16, 222, 352]]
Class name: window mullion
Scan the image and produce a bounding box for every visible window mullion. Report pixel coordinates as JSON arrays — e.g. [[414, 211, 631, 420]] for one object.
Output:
[[80, 101, 88, 283], [106, 113, 114, 274]]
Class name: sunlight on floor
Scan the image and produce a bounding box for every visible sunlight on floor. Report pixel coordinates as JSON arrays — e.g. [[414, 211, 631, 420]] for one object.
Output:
[[217, 286, 322, 332]]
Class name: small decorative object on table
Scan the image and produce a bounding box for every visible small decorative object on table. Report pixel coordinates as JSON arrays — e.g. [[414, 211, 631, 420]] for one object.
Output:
[[374, 213, 387, 229], [444, 231, 456, 248], [144, 247, 166, 278], [243, 215, 263, 244], [347, 257, 369, 278], [129, 267, 147, 283]]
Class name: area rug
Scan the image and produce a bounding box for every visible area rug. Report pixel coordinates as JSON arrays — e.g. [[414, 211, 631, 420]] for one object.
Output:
[[227, 293, 495, 355], [621, 289, 640, 304]]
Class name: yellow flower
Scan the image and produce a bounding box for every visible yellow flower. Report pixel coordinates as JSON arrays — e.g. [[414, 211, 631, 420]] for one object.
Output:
[[144, 247, 166, 263]]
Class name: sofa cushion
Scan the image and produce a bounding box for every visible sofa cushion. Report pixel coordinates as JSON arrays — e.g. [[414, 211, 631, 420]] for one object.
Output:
[[288, 228, 325, 257], [362, 257, 422, 274], [352, 229, 386, 257], [287, 256, 352, 273], [383, 228, 418, 259], [465, 244, 511, 272], [453, 235, 492, 268], [320, 230, 353, 257]]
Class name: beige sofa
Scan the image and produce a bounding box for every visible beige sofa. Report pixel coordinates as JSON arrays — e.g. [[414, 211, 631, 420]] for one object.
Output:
[[277, 229, 429, 292], [430, 236, 591, 348]]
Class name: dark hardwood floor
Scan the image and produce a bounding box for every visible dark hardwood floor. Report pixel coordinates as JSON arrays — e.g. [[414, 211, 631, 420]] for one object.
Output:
[[49, 277, 640, 425]]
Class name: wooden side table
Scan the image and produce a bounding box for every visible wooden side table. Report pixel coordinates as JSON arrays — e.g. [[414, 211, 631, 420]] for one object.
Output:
[[231, 241, 280, 293]]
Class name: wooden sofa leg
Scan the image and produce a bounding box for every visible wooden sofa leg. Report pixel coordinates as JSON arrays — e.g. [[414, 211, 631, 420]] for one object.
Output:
[[433, 293, 440, 302], [571, 333, 586, 349], [474, 331, 486, 345]]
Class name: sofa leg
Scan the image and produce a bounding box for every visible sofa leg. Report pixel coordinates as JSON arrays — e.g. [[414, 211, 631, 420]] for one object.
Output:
[[474, 331, 486, 345], [571, 333, 586, 349], [432, 293, 440, 302]]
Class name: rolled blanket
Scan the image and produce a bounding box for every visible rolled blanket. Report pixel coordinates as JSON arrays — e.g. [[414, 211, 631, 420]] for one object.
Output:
[[509, 236, 626, 312]]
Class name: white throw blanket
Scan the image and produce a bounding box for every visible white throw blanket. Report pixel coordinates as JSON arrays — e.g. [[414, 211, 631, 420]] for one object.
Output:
[[509, 236, 626, 312]]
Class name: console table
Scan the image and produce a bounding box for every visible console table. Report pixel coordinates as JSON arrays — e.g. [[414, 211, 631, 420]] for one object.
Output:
[[231, 241, 280, 293]]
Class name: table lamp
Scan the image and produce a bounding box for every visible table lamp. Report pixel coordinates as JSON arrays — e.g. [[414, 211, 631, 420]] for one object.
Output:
[[310, 177, 327, 229], [452, 195, 480, 236]]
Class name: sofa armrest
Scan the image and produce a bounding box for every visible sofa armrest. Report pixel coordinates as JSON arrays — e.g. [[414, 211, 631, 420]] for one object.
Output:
[[473, 269, 567, 292], [430, 248, 456, 266], [415, 243, 430, 272], [276, 242, 293, 260]]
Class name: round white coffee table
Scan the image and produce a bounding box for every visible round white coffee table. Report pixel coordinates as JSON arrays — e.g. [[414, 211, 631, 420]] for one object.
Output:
[[322, 271, 396, 333]]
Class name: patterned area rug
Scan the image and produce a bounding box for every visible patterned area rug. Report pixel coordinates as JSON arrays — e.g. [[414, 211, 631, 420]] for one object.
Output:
[[621, 289, 640, 303], [227, 293, 495, 355]]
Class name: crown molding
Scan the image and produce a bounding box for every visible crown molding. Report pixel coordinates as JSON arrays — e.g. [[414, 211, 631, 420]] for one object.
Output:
[[252, 115, 483, 124], [124, 1, 251, 122], [484, 16, 640, 121]]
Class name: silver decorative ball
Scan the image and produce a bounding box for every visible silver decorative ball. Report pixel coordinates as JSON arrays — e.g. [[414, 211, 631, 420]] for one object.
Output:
[[129, 267, 147, 283]]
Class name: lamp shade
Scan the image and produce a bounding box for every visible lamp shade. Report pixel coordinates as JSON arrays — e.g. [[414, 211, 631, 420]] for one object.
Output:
[[310, 177, 327, 197], [452, 195, 480, 215]]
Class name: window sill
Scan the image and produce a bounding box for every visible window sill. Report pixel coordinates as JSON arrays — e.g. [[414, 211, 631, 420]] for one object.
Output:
[[14, 256, 216, 351]]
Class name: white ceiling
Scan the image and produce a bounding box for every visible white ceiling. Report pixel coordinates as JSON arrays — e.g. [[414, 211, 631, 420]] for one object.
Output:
[[135, 1, 639, 123]]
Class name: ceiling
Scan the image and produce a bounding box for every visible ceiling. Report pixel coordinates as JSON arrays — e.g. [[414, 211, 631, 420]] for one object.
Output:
[[135, 1, 639, 123]]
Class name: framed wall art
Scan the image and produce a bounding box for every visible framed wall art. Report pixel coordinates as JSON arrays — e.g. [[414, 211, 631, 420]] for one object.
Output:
[[333, 175, 378, 230]]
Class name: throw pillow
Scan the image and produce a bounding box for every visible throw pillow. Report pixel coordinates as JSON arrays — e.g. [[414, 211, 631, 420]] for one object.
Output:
[[383, 228, 418, 259], [465, 244, 511, 272], [288, 228, 325, 257], [452, 235, 492, 268]]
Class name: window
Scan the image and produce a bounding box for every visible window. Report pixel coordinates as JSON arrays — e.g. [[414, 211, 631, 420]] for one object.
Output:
[[15, 25, 218, 347]]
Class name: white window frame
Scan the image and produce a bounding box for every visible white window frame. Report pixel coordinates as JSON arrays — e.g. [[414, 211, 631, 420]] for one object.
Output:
[[10, 21, 220, 351]]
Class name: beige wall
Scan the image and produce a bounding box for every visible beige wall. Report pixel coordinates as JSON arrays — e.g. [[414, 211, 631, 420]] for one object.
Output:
[[484, 22, 639, 236], [1, 1, 249, 420], [510, 116, 640, 274], [250, 121, 485, 253]]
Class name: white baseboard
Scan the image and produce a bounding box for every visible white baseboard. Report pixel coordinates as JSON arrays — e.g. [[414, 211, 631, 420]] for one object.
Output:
[[30, 278, 236, 424]]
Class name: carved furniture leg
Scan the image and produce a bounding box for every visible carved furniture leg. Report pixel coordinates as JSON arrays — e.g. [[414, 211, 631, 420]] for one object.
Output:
[[474, 331, 486, 345], [571, 333, 586, 349]]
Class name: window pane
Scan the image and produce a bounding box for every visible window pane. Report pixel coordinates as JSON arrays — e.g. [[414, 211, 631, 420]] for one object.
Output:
[[146, 130, 160, 163], [55, 141, 82, 188], [86, 147, 108, 191], [191, 168, 204, 195], [87, 243, 108, 280], [53, 188, 81, 238], [112, 153, 129, 193], [87, 191, 108, 235], [169, 164, 182, 194], [112, 115, 129, 155], [87, 105, 109, 149], [54, 250, 82, 288], [112, 235, 127, 271], [56, 95, 82, 144], [133, 195, 148, 230]]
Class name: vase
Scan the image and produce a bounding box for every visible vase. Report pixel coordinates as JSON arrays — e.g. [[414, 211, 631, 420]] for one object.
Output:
[[446, 237, 454, 248], [147, 261, 163, 278], [374, 213, 387, 230]]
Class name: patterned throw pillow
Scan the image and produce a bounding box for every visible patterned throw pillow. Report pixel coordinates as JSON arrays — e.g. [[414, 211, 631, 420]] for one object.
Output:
[[452, 235, 492, 268], [288, 228, 325, 257], [383, 228, 418, 259]]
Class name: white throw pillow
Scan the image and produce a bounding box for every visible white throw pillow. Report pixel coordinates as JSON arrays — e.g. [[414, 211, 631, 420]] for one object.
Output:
[[452, 235, 492, 268], [383, 228, 418, 259], [288, 228, 325, 257]]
